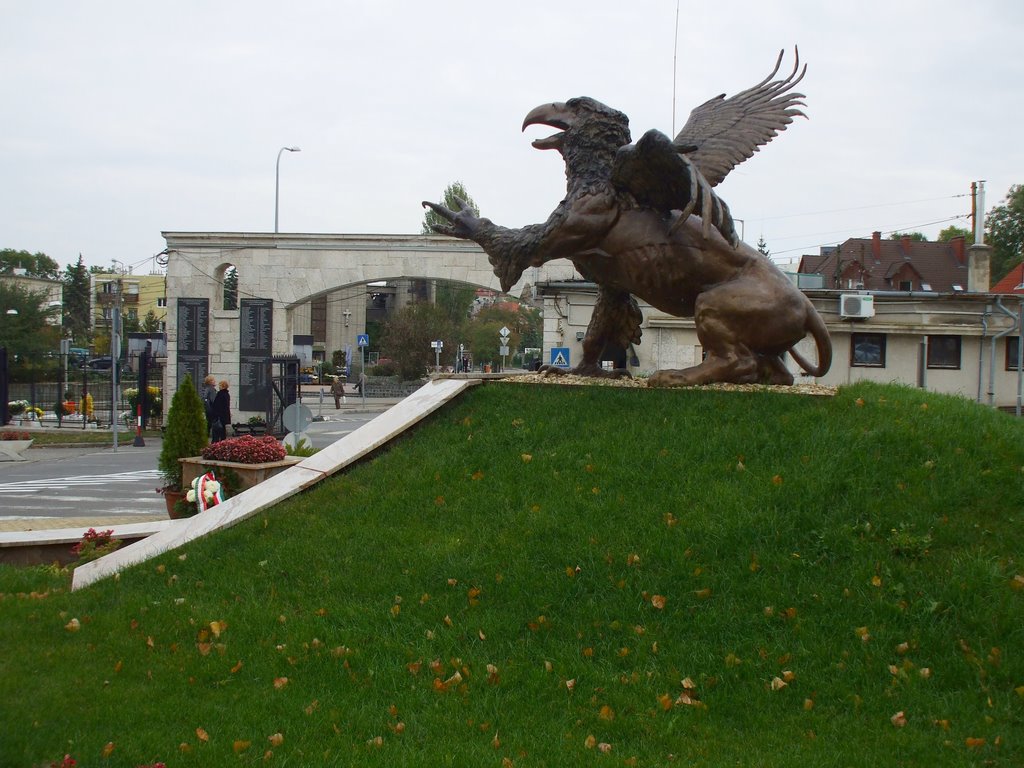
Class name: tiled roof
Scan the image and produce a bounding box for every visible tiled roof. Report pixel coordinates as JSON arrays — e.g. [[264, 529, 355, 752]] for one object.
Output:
[[797, 235, 969, 292], [990, 263, 1024, 294]]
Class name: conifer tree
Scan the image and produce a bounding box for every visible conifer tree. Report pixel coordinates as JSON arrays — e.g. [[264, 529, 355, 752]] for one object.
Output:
[[158, 374, 209, 490]]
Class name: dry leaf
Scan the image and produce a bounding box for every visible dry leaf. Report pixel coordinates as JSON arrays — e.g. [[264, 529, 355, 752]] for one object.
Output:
[[101, 742, 115, 758], [651, 594, 667, 610], [273, 677, 289, 689], [598, 743, 612, 753], [209, 620, 226, 638], [599, 705, 615, 720], [657, 693, 673, 711], [64, 618, 80, 632], [584, 734, 597, 749], [521, 454, 532, 463], [196, 727, 210, 742], [233, 740, 252, 753], [268, 733, 284, 747], [771, 677, 787, 691], [890, 711, 907, 728], [230, 660, 243, 674]]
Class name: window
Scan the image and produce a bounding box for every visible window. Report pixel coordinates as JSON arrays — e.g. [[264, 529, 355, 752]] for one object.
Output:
[[927, 335, 961, 369], [1007, 337, 1021, 371], [851, 332, 886, 367], [157, 297, 167, 308]]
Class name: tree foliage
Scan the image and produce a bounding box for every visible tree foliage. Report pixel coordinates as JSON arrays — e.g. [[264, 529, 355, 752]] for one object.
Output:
[[61, 255, 92, 344], [466, 302, 542, 365], [422, 181, 480, 234], [435, 279, 477, 325], [380, 302, 460, 380], [938, 225, 973, 244], [0, 281, 62, 377], [986, 184, 1024, 282], [158, 373, 209, 490], [0, 248, 60, 279], [888, 231, 928, 241]]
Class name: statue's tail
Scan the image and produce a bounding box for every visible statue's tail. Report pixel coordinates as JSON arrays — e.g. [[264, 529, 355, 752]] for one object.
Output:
[[788, 298, 832, 377]]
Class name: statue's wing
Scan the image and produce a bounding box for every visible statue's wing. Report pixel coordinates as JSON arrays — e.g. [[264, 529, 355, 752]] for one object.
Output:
[[674, 48, 806, 188], [612, 129, 738, 246]]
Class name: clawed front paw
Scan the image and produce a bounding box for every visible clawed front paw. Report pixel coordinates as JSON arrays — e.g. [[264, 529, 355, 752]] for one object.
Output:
[[421, 197, 480, 240]]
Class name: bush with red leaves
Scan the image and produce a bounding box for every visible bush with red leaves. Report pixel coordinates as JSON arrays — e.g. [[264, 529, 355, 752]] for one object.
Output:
[[201, 435, 286, 464]]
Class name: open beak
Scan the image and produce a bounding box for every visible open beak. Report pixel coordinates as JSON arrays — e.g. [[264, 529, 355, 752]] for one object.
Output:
[[522, 102, 574, 150]]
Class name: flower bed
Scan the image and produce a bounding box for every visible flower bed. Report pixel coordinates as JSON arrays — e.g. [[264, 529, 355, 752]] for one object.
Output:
[[201, 435, 285, 463], [181, 435, 299, 497]]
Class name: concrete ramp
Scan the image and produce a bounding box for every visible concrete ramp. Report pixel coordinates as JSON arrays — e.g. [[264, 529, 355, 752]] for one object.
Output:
[[72, 378, 478, 590]]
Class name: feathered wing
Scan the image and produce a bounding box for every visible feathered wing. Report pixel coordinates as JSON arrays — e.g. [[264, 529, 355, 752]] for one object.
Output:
[[674, 48, 806, 187], [612, 129, 738, 246]]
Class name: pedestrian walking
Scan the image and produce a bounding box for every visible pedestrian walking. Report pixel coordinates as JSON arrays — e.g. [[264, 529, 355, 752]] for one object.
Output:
[[209, 380, 231, 442], [331, 376, 346, 408], [201, 375, 217, 436]]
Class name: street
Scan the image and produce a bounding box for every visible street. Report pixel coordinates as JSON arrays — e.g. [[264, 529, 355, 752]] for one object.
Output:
[[0, 410, 385, 528]]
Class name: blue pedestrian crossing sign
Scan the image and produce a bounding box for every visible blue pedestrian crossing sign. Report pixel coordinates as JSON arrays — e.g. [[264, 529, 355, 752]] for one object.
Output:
[[549, 347, 570, 368], [357, 334, 370, 348]]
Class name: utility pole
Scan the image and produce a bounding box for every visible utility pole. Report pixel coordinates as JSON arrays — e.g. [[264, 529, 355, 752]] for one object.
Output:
[[111, 275, 123, 451]]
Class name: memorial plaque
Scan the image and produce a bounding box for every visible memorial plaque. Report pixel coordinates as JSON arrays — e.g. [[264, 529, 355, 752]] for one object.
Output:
[[239, 298, 273, 411], [176, 298, 209, 387]]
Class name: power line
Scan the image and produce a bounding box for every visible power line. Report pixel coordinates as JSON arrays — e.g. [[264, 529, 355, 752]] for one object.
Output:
[[771, 214, 970, 257]]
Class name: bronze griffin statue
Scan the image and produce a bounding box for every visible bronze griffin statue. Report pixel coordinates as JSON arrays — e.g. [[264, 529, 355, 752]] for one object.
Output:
[[424, 50, 831, 387]]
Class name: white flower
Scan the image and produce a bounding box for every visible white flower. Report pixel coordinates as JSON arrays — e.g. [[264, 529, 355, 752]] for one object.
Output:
[[205, 480, 221, 493], [186, 489, 197, 503]]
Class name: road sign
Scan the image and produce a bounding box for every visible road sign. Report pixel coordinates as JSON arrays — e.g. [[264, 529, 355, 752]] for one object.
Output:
[[499, 345, 510, 356], [356, 334, 369, 348], [550, 347, 570, 368], [431, 340, 444, 349], [499, 326, 511, 339]]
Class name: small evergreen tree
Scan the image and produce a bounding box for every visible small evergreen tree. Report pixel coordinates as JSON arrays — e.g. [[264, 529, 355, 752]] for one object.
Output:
[[158, 374, 209, 490]]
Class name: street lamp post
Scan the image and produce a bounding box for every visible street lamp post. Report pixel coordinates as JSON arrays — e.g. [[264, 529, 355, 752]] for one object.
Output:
[[275, 146, 301, 233]]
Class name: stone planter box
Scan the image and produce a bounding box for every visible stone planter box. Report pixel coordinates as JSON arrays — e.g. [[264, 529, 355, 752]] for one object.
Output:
[[180, 455, 302, 495], [0, 439, 33, 461]]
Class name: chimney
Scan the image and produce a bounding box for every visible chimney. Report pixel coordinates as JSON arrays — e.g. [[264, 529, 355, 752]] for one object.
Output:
[[872, 231, 881, 260], [967, 243, 991, 293], [900, 235, 911, 254], [951, 236, 966, 264]]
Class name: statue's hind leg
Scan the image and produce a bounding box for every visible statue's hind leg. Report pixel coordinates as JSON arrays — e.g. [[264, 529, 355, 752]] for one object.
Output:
[[647, 284, 774, 388]]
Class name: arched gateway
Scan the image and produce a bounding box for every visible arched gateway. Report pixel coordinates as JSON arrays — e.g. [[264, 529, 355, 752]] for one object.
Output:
[[162, 232, 578, 418]]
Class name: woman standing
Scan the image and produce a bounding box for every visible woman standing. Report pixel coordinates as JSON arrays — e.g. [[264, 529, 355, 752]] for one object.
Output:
[[210, 380, 231, 442]]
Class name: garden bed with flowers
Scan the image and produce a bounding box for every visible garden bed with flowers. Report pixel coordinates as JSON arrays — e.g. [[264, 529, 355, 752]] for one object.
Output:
[[179, 435, 301, 497]]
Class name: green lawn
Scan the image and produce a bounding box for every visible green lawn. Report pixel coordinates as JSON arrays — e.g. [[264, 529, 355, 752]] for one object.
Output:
[[1, 381, 1022, 766]]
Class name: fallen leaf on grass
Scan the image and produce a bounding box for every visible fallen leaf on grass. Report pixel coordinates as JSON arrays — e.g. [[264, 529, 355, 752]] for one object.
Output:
[[268, 733, 284, 747], [64, 618, 80, 632], [651, 594, 667, 610], [273, 677, 289, 689], [233, 740, 251, 753], [101, 741, 115, 758], [890, 711, 907, 728], [196, 727, 210, 742], [965, 737, 986, 749]]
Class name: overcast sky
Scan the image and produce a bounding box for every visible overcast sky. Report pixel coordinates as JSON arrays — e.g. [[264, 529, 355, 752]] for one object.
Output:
[[2, 1, 1021, 275]]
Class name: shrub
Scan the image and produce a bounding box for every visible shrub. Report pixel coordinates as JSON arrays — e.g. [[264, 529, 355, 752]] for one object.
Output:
[[157, 374, 208, 491], [201, 435, 286, 464], [124, 386, 162, 420], [1, 431, 31, 441]]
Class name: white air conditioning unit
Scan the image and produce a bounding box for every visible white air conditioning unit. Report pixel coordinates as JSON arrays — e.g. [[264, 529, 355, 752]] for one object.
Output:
[[839, 294, 874, 319]]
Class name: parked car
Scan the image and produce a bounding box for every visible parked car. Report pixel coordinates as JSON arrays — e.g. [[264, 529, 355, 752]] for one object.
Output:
[[80, 356, 114, 370]]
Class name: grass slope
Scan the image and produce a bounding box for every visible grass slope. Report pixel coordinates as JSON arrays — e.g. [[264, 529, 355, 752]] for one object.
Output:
[[1, 382, 1022, 767]]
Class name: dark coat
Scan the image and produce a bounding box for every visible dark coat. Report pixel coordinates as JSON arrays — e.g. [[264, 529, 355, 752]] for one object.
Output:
[[210, 389, 231, 430]]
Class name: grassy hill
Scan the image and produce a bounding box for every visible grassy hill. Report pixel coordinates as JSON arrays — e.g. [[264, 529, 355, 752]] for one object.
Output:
[[1, 381, 1022, 766]]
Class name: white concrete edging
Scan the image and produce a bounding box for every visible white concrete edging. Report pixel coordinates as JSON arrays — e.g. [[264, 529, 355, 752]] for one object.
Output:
[[72, 378, 478, 590]]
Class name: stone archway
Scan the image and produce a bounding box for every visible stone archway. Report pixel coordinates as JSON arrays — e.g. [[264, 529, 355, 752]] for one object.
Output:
[[162, 231, 578, 414]]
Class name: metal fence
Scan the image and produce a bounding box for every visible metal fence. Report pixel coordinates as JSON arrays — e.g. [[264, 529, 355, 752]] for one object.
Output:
[[6, 365, 164, 429]]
